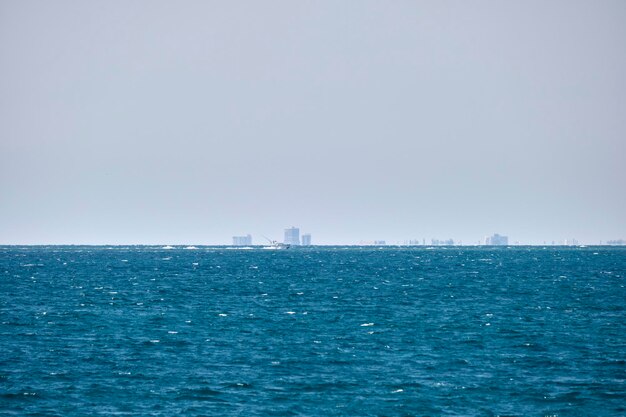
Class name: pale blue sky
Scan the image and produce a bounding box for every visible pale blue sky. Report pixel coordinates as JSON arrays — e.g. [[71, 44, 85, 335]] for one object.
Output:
[[1, 1, 625, 244]]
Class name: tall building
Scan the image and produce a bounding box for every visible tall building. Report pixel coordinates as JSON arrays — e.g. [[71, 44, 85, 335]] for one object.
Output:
[[232, 234, 252, 246], [284, 227, 300, 245], [301, 233, 311, 246], [485, 233, 508, 246]]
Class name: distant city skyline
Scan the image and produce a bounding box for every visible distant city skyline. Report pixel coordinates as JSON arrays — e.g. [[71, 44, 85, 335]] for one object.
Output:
[[225, 229, 621, 246]]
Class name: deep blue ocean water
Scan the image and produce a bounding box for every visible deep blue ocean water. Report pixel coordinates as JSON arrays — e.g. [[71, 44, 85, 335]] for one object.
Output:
[[1, 246, 624, 416]]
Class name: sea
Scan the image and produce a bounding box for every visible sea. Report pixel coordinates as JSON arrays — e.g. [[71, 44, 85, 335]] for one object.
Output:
[[1, 245, 624, 416]]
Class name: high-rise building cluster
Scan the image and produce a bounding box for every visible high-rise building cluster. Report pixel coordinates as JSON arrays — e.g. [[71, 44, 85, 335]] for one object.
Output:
[[432, 238, 454, 246], [283, 227, 312, 246], [485, 233, 508, 245], [232, 234, 252, 246], [231, 228, 312, 246]]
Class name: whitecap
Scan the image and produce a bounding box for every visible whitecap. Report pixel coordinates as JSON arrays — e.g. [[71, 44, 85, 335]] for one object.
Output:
[[162, 245, 174, 250], [184, 246, 198, 250], [360, 323, 374, 327]]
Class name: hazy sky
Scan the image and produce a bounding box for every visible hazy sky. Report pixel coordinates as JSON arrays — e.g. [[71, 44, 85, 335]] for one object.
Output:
[[1, 1, 625, 245]]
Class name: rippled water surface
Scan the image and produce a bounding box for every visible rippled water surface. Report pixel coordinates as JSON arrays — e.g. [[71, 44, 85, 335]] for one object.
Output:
[[1, 246, 625, 416]]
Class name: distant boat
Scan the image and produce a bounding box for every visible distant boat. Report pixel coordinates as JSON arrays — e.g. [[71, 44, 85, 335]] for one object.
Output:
[[262, 236, 290, 250], [264, 240, 290, 250]]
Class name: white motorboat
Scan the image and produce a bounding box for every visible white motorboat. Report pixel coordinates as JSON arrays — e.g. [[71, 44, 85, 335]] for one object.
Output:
[[262, 236, 290, 250]]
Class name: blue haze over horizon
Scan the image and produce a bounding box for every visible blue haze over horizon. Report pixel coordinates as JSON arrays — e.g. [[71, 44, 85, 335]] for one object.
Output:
[[1, 1, 625, 245]]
